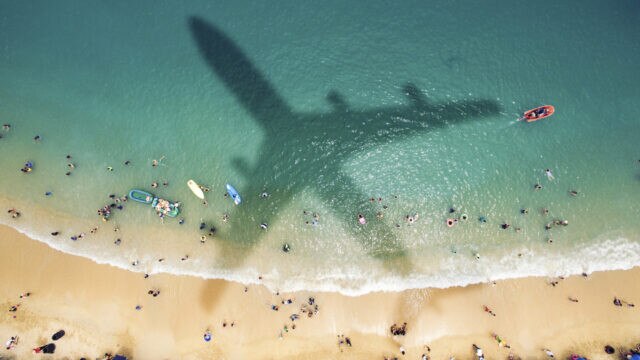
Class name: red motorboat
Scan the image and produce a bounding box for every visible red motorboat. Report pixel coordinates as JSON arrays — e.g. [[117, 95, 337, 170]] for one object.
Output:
[[520, 105, 555, 122]]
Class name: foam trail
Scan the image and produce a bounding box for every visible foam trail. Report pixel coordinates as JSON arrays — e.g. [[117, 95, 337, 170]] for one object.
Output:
[[4, 221, 640, 297]]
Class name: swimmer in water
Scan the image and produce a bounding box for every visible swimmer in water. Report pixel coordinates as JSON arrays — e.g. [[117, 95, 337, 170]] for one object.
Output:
[[151, 156, 165, 168], [260, 191, 270, 198], [222, 213, 229, 223], [569, 190, 578, 197], [2, 124, 10, 131], [107, 166, 113, 171], [534, 184, 543, 190], [151, 182, 158, 188], [357, 214, 366, 225], [544, 168, 555, 180]]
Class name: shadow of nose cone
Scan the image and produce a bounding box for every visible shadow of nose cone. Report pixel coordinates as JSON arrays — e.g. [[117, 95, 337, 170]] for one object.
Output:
[[188, 15, 290, 120], [188, 16, 237, 79]]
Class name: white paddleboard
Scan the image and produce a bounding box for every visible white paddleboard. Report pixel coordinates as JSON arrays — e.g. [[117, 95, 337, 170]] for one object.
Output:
[[187, 179, 205, 200]]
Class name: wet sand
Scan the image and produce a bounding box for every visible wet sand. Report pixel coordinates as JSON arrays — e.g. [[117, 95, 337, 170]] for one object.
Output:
[[1, 224, 639, 359]]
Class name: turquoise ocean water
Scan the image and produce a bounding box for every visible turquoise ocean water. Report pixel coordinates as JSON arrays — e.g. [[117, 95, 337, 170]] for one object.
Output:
[[1, 1, 639, 295]]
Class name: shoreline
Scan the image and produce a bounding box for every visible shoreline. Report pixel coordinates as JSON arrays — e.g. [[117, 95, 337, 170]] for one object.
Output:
[[2, 198, 640, 297], [2, 224, 640, 359]]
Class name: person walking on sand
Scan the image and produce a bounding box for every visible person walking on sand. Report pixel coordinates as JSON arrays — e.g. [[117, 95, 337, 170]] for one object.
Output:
[[613, 297, 635, 307], [5, 336, 18, 350], [483, 305, 496, 316], [473, 344, 485, 360], [543, 348, 554, 358], [492, 333, 511, 348]]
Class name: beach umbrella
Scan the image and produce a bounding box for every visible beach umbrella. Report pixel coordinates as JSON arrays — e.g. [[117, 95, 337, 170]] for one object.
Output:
[[629, 354, 640, 360], [113, 355, 128, 360]]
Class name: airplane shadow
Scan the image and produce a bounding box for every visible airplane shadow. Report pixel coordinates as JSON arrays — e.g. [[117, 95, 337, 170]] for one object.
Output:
[[188, 16, 501, 275]]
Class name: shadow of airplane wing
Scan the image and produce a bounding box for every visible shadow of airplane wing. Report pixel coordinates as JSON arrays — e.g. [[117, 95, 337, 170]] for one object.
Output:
[[188, 16, 501, 275]]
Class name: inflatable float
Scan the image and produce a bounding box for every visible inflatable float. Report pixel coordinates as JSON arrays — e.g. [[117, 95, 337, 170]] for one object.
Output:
[[520, 105, 555, 122]]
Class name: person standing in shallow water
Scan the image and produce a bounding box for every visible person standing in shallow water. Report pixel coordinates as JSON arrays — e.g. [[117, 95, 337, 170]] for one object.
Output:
[[545, 168, 554, 180]]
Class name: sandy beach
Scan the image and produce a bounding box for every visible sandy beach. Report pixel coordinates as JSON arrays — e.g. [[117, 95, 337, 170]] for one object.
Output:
[[0, 224, 638, 359]]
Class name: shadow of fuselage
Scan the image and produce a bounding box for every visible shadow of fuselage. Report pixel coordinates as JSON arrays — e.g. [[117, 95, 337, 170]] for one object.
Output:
[[188, 16, 501, 273]]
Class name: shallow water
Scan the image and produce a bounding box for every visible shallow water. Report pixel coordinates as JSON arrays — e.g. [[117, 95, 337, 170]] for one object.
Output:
[[1, 1, 639, 295]]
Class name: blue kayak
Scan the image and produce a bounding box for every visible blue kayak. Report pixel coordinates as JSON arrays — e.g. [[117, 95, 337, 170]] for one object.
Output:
[[226, 183, 242, 205]]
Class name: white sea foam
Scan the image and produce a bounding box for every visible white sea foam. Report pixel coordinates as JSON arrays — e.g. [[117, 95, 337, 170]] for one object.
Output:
[[5, 220, 640, 297]]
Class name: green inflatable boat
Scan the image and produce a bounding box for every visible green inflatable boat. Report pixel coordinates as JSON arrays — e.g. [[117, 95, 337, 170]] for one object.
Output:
[[128, 189, 180, 218]]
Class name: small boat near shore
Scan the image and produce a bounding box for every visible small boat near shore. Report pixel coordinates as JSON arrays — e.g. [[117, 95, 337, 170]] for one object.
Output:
[[128, 189, 180, 218], [129, 189, 154, 204], [519, 105, 555, 122]]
